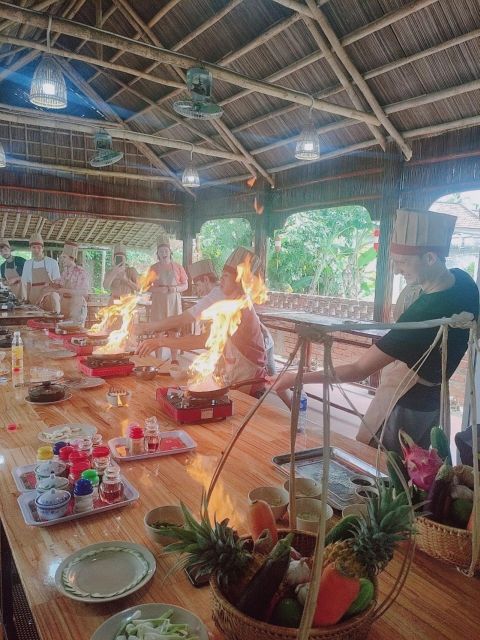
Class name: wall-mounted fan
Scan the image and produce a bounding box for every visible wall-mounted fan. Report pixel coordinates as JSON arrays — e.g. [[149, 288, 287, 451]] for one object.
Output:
[[173, 67, 223, 120], [90, 130, 123, 167]]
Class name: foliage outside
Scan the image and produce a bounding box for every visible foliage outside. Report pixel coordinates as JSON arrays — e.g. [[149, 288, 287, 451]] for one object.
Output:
[[197, 218, 253, 276]]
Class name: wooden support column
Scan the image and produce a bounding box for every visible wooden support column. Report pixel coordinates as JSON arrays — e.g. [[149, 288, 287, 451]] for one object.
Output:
[[373, 146, 403, 323], [254, 187, 272, 279], [182, 199, 194, 293]]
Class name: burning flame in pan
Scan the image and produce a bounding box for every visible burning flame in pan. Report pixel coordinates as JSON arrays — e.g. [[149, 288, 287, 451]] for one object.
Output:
[[188, 257, 267, 385], [89, 268, 157, 354]]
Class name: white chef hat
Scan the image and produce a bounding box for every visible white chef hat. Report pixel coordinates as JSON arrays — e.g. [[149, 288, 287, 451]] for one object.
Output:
[[391, 209, 456, 258]]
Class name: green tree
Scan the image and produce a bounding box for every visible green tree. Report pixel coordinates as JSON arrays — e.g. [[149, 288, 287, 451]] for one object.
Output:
[[198, 218, 253, 274]]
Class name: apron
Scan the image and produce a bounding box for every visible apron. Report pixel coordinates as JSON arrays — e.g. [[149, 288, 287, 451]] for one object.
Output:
[[60, 268, 87, 325], [28, 260, 59, 312], [150, 263, 181, 322], [4, 260, 24, 300], [109, 267, 137, 304]]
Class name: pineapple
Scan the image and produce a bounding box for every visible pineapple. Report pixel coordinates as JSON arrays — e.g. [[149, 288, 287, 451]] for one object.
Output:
[[323, 484, 414, 578], [160, 501, 252, 590]]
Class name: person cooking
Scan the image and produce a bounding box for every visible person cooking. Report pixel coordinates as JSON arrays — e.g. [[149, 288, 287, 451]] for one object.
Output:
[[136, 247, 267, 397], [275, 208, 479, 453], [147, 235, 188, 364], [187, 258, 218, 297], [53, 242, 91, 325], [0, 239, 26, 300], [21, 233, 61, 313], [103, 244, 139, 303]]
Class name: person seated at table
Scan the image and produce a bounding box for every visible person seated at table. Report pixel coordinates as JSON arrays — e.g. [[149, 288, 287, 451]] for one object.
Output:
[[21, 233, 61, 313], [136, 247, 267, 397], [0, 238, 26, 300], [51, 242, 91, 325], [103, 244, 139, 304]]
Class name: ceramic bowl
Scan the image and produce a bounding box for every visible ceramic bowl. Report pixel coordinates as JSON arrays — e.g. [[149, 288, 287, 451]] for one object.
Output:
[[292, 497, 333, 534], [283, 477, 322, 499], [36, 471, 70, 494], [34, 460, 67, 480], [35, 488, 71, 521], [144, 505, 185, 546], [248, 486, 289, 520], [342, 503, 369, 518], [349, 474, 375, 489], [355, 486, 379, 503], [133, 366, 158, 380]]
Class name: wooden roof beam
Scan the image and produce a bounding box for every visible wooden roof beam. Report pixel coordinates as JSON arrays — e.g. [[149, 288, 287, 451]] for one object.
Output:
[[0, 0, 57, 33], [0, 3, 380, 124]]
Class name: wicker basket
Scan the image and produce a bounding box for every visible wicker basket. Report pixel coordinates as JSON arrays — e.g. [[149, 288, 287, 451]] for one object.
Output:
[[210, 531, 377, 640], [416, 516, 479, 571]]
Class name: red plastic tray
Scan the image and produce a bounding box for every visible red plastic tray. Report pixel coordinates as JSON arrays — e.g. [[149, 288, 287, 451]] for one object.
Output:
[[79, 358, 134, 378], [26, 319, 55, 329]]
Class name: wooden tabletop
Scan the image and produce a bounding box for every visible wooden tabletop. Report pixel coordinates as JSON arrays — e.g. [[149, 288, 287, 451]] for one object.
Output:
[[0, 306, 61, 325], [0, 331, 478, 640]]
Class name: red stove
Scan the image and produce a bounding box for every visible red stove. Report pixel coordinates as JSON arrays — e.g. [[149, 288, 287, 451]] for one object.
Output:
[[156, 386, 233, 424], [79, 355, 135, 378]]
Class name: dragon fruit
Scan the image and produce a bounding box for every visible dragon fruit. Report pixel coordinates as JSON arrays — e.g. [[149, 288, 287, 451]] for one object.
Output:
[[399, 430, 443, 491]]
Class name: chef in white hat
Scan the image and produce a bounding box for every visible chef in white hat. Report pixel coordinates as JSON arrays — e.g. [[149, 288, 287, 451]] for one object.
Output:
[[21, 233, 61, 313], [276, 208, 479, 452], [54, 242, 91, 324], [136, 247, 268, 397], [146, 235, 188, 363], [187, 258, 218, 297], [103, 244, 139, 304], [0, 239, 26, 300]]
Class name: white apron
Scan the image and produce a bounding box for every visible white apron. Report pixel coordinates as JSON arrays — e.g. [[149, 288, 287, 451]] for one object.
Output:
[[150, 263, 181, 322], [28, 260, 60, 312], [60, 269, 87, 325], [4, 261, 24, 300]]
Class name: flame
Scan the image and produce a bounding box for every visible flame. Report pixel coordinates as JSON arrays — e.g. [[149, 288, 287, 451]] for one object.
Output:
[[90, 267, 157, 353], [246, 176, 257, 188], [188, 257, 267, 385]]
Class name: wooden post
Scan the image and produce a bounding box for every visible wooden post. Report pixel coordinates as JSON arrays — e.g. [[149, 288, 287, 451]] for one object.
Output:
[[254, 186, 272, 279], [100, 249, 106, 292], [182, 199, 194, 293], [373, 146, 403, 323]]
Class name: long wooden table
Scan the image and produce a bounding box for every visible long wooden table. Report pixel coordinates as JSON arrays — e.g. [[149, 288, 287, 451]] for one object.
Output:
[[0, 331, 479, 640], [0, 306, 62, 326]]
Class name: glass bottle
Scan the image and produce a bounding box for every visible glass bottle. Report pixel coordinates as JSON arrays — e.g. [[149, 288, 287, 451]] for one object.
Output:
[[68, 461, 90, 486], [127, 424, 145, 456], [99, 463, 124, 504], [144, 417, 160, 453], [52, 441, 68, 461], [91, 446, 111, 477], [73, 478, 94, 513], [11, 331, 23, 387], [81, 469, 100, 499], [78, 437, 93, 464], [92, 433, 103, 447]]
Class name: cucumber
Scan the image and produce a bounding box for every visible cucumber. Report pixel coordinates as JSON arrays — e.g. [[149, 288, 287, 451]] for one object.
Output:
[[345, 578, 375, 616], [387, 451, 408, 495], [325, 515, 360, 546], [430, 427, 452, 464]]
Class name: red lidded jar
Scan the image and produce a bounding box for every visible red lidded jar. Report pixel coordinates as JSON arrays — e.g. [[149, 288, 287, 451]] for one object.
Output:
[[91, 446, 111, 476], [127, 425, 145, 456], [68, 460, 91, 485]]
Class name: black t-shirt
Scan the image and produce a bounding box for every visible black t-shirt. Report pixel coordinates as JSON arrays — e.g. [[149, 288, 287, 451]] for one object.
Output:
[[376, 268, 479, 410], [0, 255, 26, 279]]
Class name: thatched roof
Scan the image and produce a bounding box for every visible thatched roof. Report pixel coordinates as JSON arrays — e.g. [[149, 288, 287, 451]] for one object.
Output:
[[0, 0, 479, 196]]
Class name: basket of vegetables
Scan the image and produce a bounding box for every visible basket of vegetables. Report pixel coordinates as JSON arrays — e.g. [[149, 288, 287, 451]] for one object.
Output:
[[390, 428, 479, 572]]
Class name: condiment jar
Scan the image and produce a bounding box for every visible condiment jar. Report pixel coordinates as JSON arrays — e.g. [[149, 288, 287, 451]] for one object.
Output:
[[81, 469, 99, 499], [144, 420, 160, 453], [99, 463, 124, 504], [35, 460, 67, 481], [127, 424, 145, 456], [58, 445, 76, 470], [52, 441, 68, 461], [92, 433, 103, 447], [35, 488, 71, 521], [73, 479, 94, 513], [36, 446, 54, 463], [36, 470, 69, 494], [68, 460, 91, 486], [78, 437, 93, 463], [91, 446, 111, 476], [68, 450, 89, 468]]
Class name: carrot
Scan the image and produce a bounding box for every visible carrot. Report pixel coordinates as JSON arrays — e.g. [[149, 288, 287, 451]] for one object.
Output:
[[247, 500, 278, 544], [313, 563, 360, 627], [467, 510, 474, 532]]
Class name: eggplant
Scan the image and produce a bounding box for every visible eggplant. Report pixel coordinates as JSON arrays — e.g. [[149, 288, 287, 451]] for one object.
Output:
[[424, 463, 454, 523]]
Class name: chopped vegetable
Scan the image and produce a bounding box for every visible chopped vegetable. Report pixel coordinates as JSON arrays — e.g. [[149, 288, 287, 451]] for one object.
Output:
[[247, 499, 278, 544], [114, 609, 200, 640], [151, 521, 184, 530], [313, 564, 360, 627]]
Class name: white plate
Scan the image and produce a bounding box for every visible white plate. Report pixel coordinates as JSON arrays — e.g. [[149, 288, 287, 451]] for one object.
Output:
[[38, 422, 97, 443], [25, 392, 73, 406], [91, 603, 209, 640], [55, 541, 156, 603], [64, 377, 105, 390], [29, 367, 64, 383]]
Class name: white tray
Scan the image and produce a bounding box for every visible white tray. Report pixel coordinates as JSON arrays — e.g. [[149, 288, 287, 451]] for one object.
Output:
[[108, 430, 196, 462], [17, 477, 139, 527], [12, 464, 38, 492]]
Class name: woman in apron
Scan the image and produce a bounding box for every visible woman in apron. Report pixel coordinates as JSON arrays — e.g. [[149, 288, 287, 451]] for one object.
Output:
[[148, 236, 188, 363], [0, 239, 26, 300], [22, 233, 61, 313], [56, 242, 90, 325], [103, 244, 139, 304]]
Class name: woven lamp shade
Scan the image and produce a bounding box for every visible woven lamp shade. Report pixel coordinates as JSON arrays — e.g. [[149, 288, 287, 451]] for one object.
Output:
[[295, 121, 320, 161], [29, 55, 67, 109], [182, 162, 200, 187], [0, 142, 5, 168]]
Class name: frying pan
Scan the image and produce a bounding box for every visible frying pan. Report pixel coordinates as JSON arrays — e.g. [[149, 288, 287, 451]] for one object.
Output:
[[90, 350, 135, 361], [186, 377, 267, 399]]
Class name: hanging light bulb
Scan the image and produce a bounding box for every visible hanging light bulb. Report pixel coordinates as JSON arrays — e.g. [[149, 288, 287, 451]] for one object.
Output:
[[0, 142, 6, 168], [182, 145, 200, 187], [295, 96, 320, 161], [29, 18, 67, 109]]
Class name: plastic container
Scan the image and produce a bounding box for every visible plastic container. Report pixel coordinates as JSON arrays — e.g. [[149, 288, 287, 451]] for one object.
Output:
[[144, 417, 160, 453], [68, 461, 91, 486], [91, 445, 111, 476], [298, 390, 308, 433], [36, 446, 54, 463], [11, 331, 24, 387], [77, 437, 93, 464], [73, 478, 94, 513], [81, 469, 99, 499], [127, 425, 145, 456], [99, 463, 124, 504], [58, 445, 76, 469], [52, 441, 68, 461]]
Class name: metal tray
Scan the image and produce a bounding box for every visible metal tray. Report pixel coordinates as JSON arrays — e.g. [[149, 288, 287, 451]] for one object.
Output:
[[272, 447, 386, 510], [17, 477, 139, 527], [108, 431, 196, 462]]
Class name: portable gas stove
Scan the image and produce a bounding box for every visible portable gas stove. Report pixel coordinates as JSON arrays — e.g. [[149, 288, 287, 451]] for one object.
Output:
[[79, 354, 135, 378], [156, 386, 233, 424]]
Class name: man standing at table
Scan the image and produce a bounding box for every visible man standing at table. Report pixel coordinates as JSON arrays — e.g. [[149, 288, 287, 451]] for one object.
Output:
[[21, 233, 61, 313], [0, 239, 26, 300], [275, 209, 479, 452], [103, 244, 139, 303]]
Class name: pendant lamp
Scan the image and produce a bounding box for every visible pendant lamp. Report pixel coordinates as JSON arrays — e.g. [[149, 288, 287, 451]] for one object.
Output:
[[29, 17, 67, 109], [295, 96, 320, 161], [0, 142, 6, 168], [182, 145, 200, 187]]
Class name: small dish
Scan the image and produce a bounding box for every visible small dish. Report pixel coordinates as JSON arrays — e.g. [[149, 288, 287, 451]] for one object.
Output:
[[292, 497, 333, 534], [342, 503, 369, 518], [144, 505, 185, 546], [132, 366, 158, 380], [355, 486, 379, 503], [36, 471, 70, 494], [35, 488, 71, 520], [248, 486, 289, 520], [106, 388, 131, 407], [349, 474, 375, 489], [283, 477, 322, 499], [34, 460, 67, 480]]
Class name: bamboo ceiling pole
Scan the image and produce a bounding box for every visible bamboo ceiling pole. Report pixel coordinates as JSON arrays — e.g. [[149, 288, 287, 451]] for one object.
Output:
[[0, 2, 380, 126], [304, 0, 412, 160], [0, 0, 55, 33]]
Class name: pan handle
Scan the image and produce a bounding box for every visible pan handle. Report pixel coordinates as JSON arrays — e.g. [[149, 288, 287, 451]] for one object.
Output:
[[228, 377, 267, 390]]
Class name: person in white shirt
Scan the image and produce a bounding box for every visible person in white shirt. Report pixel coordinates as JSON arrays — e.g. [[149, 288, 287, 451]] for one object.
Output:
[[22, 233, 61, 313]]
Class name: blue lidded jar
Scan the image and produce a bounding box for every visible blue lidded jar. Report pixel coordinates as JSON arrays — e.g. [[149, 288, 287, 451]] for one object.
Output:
[[73, 478, 94, 513]]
